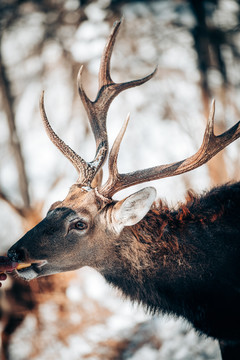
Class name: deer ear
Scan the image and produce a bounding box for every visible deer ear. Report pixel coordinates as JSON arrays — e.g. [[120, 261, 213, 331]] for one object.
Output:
[[112, 187, 156, 233]]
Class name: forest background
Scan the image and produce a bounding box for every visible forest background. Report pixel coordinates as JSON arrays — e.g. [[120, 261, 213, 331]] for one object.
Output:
[[0, 0, 240, 359]]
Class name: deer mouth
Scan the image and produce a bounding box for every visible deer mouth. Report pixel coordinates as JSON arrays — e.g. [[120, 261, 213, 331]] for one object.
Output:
[[15, 260, 47, 280]]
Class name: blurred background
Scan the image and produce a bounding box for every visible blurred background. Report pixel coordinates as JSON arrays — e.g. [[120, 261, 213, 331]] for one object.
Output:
[[0, 0, 240, 359]]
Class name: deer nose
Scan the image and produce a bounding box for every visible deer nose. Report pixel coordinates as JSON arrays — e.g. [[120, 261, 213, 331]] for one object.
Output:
[[7, 247, 27, 263]]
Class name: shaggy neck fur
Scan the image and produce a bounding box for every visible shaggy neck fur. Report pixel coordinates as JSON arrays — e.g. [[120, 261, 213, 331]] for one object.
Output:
[[103, 182, 240, 341]]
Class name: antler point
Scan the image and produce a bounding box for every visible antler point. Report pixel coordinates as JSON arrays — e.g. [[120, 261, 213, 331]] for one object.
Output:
[[39, 90, 46, 111], [113, 19, 122, 30], [77, 66, 84, 83], [209, 99, 216, 123]]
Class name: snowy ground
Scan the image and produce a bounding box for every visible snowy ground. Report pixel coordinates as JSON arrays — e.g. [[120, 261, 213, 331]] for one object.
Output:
[[4, 268, 221, 360]]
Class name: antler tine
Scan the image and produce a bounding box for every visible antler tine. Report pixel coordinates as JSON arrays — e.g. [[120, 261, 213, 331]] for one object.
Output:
[[100, 100, 240, 198], [98, 19, 121, 87], [107, 112, 130, 182], [77, 19, 157, 185], [39, 92, 95, 186]]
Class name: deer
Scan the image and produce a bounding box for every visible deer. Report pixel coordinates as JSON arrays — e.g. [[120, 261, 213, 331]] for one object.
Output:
[[6, 20, 240, 360]]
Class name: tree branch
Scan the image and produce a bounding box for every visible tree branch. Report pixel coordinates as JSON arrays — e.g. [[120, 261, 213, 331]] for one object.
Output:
[[0, 45, 30, 209]]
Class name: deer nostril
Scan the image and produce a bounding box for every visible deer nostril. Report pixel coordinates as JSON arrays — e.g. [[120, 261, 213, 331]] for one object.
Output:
[[7, 248, 27, 262], [7, 249, 18, 262]]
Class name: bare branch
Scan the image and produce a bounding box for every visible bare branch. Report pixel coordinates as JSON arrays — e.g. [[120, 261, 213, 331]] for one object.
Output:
[[0, 52, 30, 208]]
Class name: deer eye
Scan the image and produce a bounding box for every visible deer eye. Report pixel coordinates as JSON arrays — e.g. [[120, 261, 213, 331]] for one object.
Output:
[[74, 220, 88, 231]]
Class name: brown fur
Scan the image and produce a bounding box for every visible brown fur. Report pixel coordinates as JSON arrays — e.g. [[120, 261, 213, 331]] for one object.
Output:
[[7, 183, 240, 360]]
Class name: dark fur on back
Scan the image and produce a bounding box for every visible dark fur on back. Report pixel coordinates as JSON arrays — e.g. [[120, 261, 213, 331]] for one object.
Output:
[[104, 182, 240, 343]]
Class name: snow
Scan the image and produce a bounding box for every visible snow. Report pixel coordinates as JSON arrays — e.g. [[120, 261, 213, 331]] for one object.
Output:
[[1, 1, 239, 359], [1, 267, 221, 360]]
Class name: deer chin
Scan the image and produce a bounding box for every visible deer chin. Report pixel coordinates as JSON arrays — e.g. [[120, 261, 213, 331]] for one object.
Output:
[[15, 260, 48, 281]]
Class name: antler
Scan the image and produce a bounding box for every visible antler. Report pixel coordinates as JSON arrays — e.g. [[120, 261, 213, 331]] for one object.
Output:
[[40, 20, 156, 187], [99, 100, 240, 198]]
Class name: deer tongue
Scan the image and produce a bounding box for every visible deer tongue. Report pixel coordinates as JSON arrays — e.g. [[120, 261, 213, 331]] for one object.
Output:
[[16, 263, 32, 270]]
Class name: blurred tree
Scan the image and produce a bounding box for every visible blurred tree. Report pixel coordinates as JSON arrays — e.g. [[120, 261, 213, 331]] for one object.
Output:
[[0, 2, 86, 360]]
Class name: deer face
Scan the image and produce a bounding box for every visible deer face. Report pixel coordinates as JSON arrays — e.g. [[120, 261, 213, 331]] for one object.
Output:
[[8, 187, 106, 280], [8, 184, 156, 280]]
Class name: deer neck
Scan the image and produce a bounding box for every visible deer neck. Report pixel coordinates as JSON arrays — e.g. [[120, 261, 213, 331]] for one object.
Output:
[[101, 201, 194, 313]]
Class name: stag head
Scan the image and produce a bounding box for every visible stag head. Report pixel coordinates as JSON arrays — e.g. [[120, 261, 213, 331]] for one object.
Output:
[[8, 21, 240, 280]]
